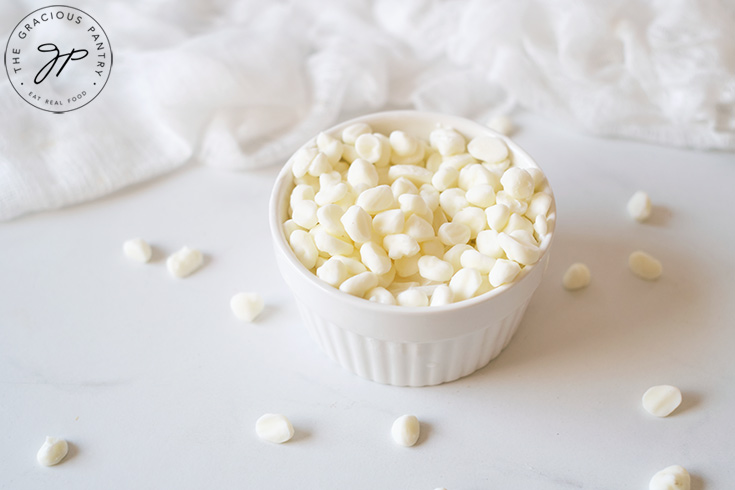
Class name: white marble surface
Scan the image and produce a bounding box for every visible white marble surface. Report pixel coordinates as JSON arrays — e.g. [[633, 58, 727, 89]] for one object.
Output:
[[1, 113, 734, 489]]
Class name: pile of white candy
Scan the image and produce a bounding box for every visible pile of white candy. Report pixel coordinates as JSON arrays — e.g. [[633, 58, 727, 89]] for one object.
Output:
[[284, 123, 553, 306]]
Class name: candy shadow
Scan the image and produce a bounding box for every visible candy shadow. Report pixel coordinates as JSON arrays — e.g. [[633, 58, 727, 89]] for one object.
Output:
[[644, 205, 674, 228], [144, 244, 165, 263], [63, 441, 79, 464], [691, 474, 705, 490], [289, 427, 312, 444], [673, 390, 702, 417], [415, 421, 433, 447]]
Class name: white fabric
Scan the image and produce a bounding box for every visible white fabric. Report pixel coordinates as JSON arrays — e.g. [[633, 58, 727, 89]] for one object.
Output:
[[1, 0, 734, 221]]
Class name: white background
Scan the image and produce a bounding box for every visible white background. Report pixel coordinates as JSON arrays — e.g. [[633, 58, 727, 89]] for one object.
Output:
[[1, 113, 734, 489]]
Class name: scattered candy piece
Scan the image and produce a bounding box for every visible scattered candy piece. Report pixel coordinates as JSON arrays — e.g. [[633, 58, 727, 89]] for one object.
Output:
[[123, 238, 152, 263], [649, 465, 690, 490], [166, 246, 203, 278], [36, 437, 69, 466], [563, 263, 591, 290], [391, 414, 420, 447], [629, 250, 662, 280], [628, 191, 652, 222], [255, 414, 294, 444], [642, 385, 682, 417], [230, 292, 264, 322]]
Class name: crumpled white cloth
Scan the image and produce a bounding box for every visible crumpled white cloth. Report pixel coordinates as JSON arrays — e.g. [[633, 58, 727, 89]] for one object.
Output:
[[1, 0, 734, 221]]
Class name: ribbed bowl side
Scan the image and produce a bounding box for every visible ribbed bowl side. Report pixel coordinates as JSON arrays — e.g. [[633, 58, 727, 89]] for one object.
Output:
[[296, 299, 531, 387]]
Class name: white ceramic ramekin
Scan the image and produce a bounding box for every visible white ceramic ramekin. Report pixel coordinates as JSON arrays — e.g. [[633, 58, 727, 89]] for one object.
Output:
[[269, 111, 555, 387]]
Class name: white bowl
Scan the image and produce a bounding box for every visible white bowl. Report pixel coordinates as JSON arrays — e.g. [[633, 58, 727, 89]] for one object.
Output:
[[269, 111, 555, 387]]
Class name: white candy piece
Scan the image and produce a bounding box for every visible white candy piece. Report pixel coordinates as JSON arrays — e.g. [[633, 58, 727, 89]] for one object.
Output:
[[356, 185, 395, 214], [458, 164, 498, 191], [290, 184, 316, 206], [526, 167, 546, 191], [289, 230, 318, 269], [314, 182, 348, 206], [500, 167, 534, 200], [642, 385, 682, 417], [562, 263, 591, 290], [313, 229, 353, 256], [347, 158, 379, 190], [283, 219, 303, 238], [430, 285, 453, 306], [316, 257, 348, 286], [360, 242, 392, 275], [342, 123, 372, 144], [439, 188, 469, 218], [495, 190, 528, 215], [307, 152, 332, 177], [395, 254, 420, 277], [341, 144, 358, 163], [389, 165, 433, 186], [506, 213, 534, 236], [317, 131, 343, 164], [649, 465, 690, 490], [367, 286, 396, 305], [526, 192, 553, 222], [230, 292, 264, 322], [534, 215, 549, 237], [291, 147, 318, 178], [487, 114, 514, 135], [467, 135, 508, 163], [429, 127, 466, 156], [316, 204, 345, 237], [476, 230, 504, 258], [404, 214, 435, 242], [628, 190, 652, 222], [255, 414, 294, 444], [399, 194, 431, 221], [465, 184, 496, 208], [167, 246, 203, 278], [443, 244, 474, 272], [123, 238, 152, 263], [442, 152, 476, 170], [460, 249, 495, 274], [449, 268, 482, 301], [331, 255, 367, 275], [373, 209, 405, 236], [339, 271, 379, 297], [452, 207, 487, 239], [438, 222, 471, 246], [629, 250, 662, 280], [354, 133, 383, 164], [417, 255, 454, 282], [383, 234, 420, 260], [391, 414, 420, 447], [291, 199, 319, 229], [431, 166, 459, 191], [341, 205, 373, 244], [389, 131, 419, 156], [486, 204, 510, 231], [497, 232, 540, 266], [419, 184, 440, 211], [37, 437, 68, 466], [391, 177, 419, 198], [488, 259, 521, 287], [397, 288, 429, 307]]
